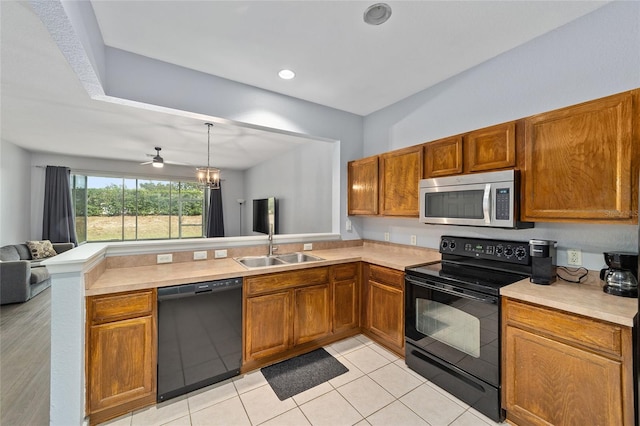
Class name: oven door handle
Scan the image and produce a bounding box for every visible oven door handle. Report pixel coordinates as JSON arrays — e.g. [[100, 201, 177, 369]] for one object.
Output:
[[405, 277, 498, 304]]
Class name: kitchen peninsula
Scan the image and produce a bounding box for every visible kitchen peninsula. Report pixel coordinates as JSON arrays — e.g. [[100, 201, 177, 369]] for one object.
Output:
[[44, 236, 440, 425]]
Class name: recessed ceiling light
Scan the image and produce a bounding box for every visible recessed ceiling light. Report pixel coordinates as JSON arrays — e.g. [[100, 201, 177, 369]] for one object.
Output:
[[278, 69, 295, 80], [364, 3, 392, 25]]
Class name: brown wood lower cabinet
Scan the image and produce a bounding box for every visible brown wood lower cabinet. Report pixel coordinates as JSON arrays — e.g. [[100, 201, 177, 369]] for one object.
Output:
[[332, 263, 360, 333], [243, 265, 361, 369], [502, 298, 633, 426], [245, 291, 291, 360], [86, 289, 157, 425], [361, 264, 404, 355]]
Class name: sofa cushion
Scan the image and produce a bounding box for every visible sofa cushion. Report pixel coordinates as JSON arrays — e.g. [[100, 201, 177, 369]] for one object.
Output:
[[30, 267, 50, 285], [14, 244, 32, 260], [25, 240, 57, 260], [0, 245, 20, 262]]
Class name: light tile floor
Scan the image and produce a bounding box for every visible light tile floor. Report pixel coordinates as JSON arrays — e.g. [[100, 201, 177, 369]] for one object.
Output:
[[103, 335, 505, 426]]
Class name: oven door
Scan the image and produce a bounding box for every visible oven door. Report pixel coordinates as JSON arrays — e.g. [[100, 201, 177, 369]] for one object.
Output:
[[405, 276, 500, 386]]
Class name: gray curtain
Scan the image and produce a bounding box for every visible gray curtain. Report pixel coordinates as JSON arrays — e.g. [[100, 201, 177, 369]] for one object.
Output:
[[42, 166, 78, 245], [206, 184, 224, 237]]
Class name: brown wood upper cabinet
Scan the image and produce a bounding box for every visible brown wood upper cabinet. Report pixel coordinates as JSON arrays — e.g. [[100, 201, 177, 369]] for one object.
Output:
[[86, 289, 157, 425], [464, 121, 516, 172], [423, 136, 463, 178], [423, 122, 515, 179], [522, 91, 636, 223], [502, 298, 634, 425], [347, 155, 379, 215], [379, 145, 423, 216]]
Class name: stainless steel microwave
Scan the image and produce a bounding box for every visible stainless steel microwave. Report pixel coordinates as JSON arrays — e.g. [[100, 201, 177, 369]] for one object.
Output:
[[419, 170, 533, 229]]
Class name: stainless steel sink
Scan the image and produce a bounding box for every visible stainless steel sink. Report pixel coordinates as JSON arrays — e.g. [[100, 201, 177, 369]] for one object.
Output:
[[235, 252, 323, 268], [275, 252, 324, 264], [235, 256, 286, 268]]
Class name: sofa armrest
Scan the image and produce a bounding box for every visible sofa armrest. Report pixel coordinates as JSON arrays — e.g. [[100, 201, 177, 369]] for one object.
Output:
[[0, 260, 31, 304], [53, 243, 74, 254]]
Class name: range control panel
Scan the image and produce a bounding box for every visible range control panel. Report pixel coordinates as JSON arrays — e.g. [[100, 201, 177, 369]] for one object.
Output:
[[439, 235, 530, 265]]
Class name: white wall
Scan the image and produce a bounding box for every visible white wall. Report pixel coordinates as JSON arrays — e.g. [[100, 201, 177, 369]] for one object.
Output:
[[0, 140, 32, 245], [243, 140, 334, 235], [359, 1, 640, 270]]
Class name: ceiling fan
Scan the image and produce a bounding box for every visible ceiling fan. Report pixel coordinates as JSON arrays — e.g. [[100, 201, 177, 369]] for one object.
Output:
[[140, 147, 186, 168]]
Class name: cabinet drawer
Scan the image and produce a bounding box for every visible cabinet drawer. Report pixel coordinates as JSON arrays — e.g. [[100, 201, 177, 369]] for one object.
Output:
[[89, 290, 155, 325], [369, 265, 404, 289], [246, 267, 329, 295], [504, 299, 623, 357], [332, 263, 359, 281]]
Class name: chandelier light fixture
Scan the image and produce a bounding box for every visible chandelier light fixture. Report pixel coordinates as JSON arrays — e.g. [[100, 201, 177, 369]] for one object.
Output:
[[196, 123, 221, 189]]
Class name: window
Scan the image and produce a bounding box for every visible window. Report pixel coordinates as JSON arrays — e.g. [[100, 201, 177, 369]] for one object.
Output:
[[71, 174, 205, 243]]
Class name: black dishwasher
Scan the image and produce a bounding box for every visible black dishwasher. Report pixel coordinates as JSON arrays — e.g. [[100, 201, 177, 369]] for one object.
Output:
[[157, 277, 243, 402]]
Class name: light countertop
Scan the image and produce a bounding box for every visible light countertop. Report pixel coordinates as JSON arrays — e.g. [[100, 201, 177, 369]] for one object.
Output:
[[501, 270, 637, 327], [86, 242, 441, 296]]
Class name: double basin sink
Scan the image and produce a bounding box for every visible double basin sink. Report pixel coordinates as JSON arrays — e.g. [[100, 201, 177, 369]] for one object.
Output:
[[235, 252, 323, 268]]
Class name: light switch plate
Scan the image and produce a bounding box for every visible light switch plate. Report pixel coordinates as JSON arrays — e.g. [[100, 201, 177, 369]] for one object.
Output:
[[303, 243, 313, 251], [214, 249, 228, 259], [157, 254, 173, 264]]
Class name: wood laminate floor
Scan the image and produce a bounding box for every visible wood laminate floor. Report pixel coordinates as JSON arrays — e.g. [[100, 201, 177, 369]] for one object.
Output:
[[0, 288, 51, 426]]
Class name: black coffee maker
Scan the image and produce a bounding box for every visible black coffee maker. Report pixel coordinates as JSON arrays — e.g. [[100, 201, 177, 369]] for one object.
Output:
[[600, 252, 639, 297], [529, 239, 557, 285]]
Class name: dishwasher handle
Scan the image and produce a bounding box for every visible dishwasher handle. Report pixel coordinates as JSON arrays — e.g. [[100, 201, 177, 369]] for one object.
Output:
[[158, 277, 243, 301]]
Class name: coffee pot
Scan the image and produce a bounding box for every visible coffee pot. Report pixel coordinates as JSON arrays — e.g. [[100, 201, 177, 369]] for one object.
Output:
[[600, 252, 638, 298]]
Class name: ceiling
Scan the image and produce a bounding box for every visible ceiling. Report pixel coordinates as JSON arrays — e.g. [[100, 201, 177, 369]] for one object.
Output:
[[1, 1, 608, 171]]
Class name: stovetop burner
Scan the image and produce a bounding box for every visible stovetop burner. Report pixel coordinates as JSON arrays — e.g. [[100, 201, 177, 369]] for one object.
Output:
[[405, 236, 532, 296]]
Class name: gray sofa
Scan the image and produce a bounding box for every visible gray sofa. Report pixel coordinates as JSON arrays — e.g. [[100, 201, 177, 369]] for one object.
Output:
[[0, 242, 74, 305]]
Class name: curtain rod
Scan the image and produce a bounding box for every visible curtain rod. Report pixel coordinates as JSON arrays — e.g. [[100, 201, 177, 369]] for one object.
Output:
[[33, 165, 226, 182]]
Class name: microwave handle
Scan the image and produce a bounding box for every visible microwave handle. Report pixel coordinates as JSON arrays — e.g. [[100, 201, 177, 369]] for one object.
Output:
[[483, 184, 491, 224]]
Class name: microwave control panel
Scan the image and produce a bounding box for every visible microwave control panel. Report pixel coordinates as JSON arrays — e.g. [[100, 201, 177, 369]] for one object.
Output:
[[495, 188, 510, 220], [440, 236, 530, 265]]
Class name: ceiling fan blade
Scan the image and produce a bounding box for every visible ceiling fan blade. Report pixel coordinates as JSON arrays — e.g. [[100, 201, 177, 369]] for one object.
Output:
[[140, 161, 153, 165]]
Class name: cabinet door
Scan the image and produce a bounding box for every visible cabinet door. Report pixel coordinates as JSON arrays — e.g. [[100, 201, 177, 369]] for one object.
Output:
[[424, 136, 463, 178], [504, 326, 625, 426], [523, 92, 634, 222], [348, 156, 379, 215], [464, 121, 516, 172], [333, 279, 359, 333], [293, 284, 331, 346], [368, 281, 404, 352], [379, 146, 423, 216], [245, 292, 291, 361], [88, 316, 156, 412]]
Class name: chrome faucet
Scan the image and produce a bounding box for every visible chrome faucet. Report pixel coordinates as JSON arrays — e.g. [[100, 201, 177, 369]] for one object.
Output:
[[268, 223, 277, 256]]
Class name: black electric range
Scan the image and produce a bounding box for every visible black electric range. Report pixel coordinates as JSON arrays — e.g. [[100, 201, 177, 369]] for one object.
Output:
[[404, 235, 532, 423]]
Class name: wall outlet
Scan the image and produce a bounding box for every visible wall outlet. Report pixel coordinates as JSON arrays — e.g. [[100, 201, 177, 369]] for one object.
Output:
[[410, 235, 417, 246], [303, 243, 313, 251], [157, 254, 173, 264], [384, 232, 390, 241], [567, 248, 582, 266], [346, 219, 352, 231], [193, 251, 207, 260], [214, 249, 228, 259]]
